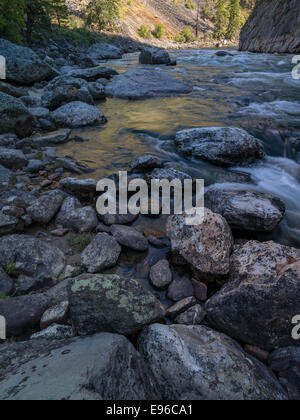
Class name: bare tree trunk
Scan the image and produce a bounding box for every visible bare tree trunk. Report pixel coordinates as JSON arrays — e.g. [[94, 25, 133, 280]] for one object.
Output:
[[196, 0, 201, 38]]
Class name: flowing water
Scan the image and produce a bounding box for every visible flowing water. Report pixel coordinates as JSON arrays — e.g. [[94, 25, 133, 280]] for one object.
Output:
[[58, 49, 300, 248]]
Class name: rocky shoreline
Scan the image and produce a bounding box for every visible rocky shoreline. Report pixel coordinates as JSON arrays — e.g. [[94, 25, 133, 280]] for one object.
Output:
[[0, 37, 299, 400]]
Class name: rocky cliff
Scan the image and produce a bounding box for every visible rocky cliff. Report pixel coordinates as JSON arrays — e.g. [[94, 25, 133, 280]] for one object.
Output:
[[239, 0, 300, 53]]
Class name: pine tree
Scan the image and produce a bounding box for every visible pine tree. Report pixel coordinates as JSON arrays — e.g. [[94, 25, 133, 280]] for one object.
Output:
[[0, 0, 25, 44], [226, 0, 242, 40], [85, 0, 121, 32], [214, 0, 230, 40]]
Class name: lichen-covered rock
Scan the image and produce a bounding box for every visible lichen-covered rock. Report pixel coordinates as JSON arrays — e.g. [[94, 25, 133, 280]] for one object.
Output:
[[0, 92, 35, 137], [205, 189, 285, 231], [81, 233, 121, 273], [55, 196, 98, 233], [0, 333, 161, 400], [239, 0, 300, 54], [27, 190, 65, 224], [175, 127, 265, 167], [137, 324, 287, 400], [31, 324, 74, 340], [206, 240, 300, 351], [68, 274, 165, 336], [52, 101, 106, 128], [166, 209, 234, 281]]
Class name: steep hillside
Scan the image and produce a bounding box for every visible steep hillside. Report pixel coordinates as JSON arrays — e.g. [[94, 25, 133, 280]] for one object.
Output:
[[239, 0, 300, 53]]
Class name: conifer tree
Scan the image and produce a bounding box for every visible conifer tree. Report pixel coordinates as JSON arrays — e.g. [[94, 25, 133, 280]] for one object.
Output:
[[0, 0, 25, 44], [214, 0, 230, 40], [226, 0, 242, 40]]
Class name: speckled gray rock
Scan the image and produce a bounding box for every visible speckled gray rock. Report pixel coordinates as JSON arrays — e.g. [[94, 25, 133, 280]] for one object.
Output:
[[167, 276, 194, 302], [69, 273, 165, 336], [0, 266, 14, 296], [137, 324, 287, 400], [81, 233, 121, 273], [206, 240, 300, 351], [0, 82, 27, 98], [67, 66, 118, 81], [0, 146, 28, 170], [26, 159, 46, 173], [98, 210, 138, 226], [166, 296, 198, 319], [52, 101, 106, 128], [0, 234, 66, 295], [0, 212, 19, 235], [0, 333, 161, 400], [111, 225, 149, 252], [42, 77, 94, 110], [205, 189, 285, 231], [40, 301, 69, 330], [167, 208, 234, 281], [105, 69, 192, 99], [59, 177, 96, 197], [31, 324, 74, 340], [27, 190, 65, 224], [0, 38, 56, 85], [87, 82, 106, 100], [88, 43, 122, 60], [0, 165, 15, 191], [55, 196, 98, 233], [130, 155, 164, 173], [150, 260, 172, 290], [33, 129, 71, 146], [148, 167, 192, 183], [175, 127, 265, 167], [175, 304, 206, 325]]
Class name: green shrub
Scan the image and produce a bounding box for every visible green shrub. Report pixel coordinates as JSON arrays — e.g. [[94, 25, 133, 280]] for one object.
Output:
[[153, 24, 164, 39], [175, 26, 195, 43], [67, 232, 92, 252], [139, 24, 151, 39]]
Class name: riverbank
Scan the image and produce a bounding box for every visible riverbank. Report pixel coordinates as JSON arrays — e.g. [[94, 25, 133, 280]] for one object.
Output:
[[0, 37, 299, 400]]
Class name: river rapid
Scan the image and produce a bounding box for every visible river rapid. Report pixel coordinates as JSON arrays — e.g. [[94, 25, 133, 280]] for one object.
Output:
[[58, 48, 300, 249]]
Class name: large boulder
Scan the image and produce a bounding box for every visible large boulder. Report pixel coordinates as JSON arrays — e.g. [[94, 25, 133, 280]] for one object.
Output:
[[42, 76, 94, 110], [206, 240, 300, 351], [81, 233, 121, 273], [105, 69, 192, 99], [88, 43, 122, 60], [0, 146, 28, 170], [0, 38, 56, 85], [0, 333, 161, 400], [0, 266, 14, 296], [205, 189, 286, 231], [239, 0, 300, 54], [0, 165, 15, 191], [52, 101, 106, 128], [137, 324, 287, 400], [0, 212, 20, 236], [139, 48, 172, 65], [55, 196, 98, 233], [68, 273, 165, 336], [0, 234, 66, 295], [166, 209, 234, 281], [174, 127, 265, 167], [26, 190, 65, 224], [0, 92, 36, 137]]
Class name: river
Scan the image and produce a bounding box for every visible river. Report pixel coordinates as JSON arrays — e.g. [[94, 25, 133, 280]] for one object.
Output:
[[58, 48, 300, 249]]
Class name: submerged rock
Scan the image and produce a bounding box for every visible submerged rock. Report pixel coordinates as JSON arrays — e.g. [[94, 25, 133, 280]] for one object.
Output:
[[175, 127, 265, 167], [81, 233, 121, 273], [110, 225, 149, 252], [0, 92, 36, 137], [137, 324, 287, 400], [52, 101, 106, 128], [206, 240, 300, 351], [105, 69, 192, 99], [0, 333, 160, 400], [68, 274, 165, 336], [166, 209, 234, 281], [205, 189, 286, 231]]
